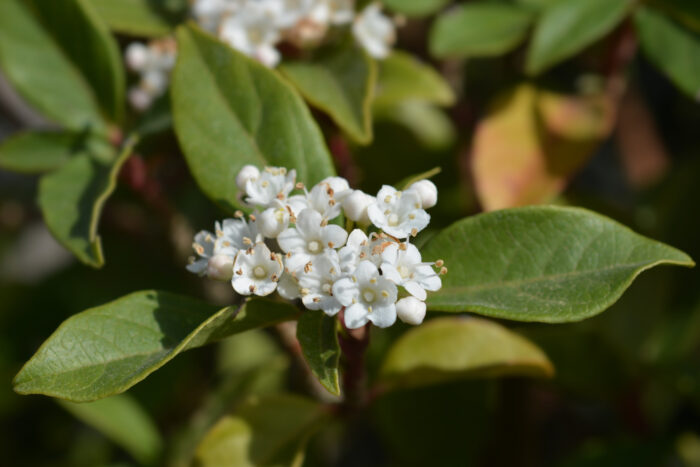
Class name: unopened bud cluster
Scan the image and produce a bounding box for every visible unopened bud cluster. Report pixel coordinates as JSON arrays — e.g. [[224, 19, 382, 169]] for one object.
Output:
[[125, 1, 397, 110], [187, 165, 444, 328]]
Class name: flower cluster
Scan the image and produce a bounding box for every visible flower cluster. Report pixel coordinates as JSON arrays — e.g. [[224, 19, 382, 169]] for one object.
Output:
[[124, 38, 177, 111], [192, 0, 397, 67], [187, 165, 445, 328]]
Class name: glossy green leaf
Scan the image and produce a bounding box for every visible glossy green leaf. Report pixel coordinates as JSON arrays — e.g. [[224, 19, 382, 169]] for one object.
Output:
[[374, 51, 454, 110], [13, 291, 299, 401], [422, 206, 695, 322], [429, 3, 534, 59], [280, 42, 376, 144], [29, 0, 126, 122], [380, 317, 553, 390], [37, 136, 134, 268], [382, 0, 449, 17], [526, 0, 632, 75], [60, 394, 163, 465], [296, 311, 341, 395], [636, 7, 700, 100], [194, 394, 327, 467], [172, 25, 336, 212], [0, 0, 102, 129], [0, 131, 86, 173], [89, 0, 181, 37]]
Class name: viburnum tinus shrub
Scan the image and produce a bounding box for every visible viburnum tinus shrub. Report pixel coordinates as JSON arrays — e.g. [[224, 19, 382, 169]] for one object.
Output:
[[0, 0, 698, 464]]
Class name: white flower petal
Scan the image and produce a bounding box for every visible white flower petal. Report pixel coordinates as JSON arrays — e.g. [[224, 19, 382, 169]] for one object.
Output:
[[278, 228, 306, 253], [332, 277, 358, 306], [368, 303, 396, 328], [344, 303, 369, 329], [321, 224, 348, 249], [404, 281, 427, 300]]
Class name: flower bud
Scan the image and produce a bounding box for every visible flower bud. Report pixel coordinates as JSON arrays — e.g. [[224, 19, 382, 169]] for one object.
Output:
[[258, 206, 289, 238], [128, 88, 153, 111], [236, 165, 260, 191], [396, 296, 426, 325], [342, 190, 373, 224], [125, 42, 150, 71], [207, 254, 234, 281], [408, 179, 438, 209]]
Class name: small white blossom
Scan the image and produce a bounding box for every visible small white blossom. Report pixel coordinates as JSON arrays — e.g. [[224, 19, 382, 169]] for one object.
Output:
[[214, 218, 260, 256], [381, 242, 441, 300], [219, 2, 283, 67], [236, 164, 261, 191], [232, 242, 283, 296], [298, 249, 343, 316], [206, 254, 235, 281], [277, 271, 301, 299], [244, 166, 297, 208], [258, 204, 291, 238], [367, 185, 430, 238], [327, 0, 354, 25], [338, 229, 388, 272], [278, 208, 348, 271], [396, 296, 426, 325], [125, 39, 177, 110], [333, 261, 397, 328], [341, 189, 373, 224], [352, 3, 395, 59], [187, 230, 217, 276], [192, 0, 241, 32], [407, 179, 438, 209]]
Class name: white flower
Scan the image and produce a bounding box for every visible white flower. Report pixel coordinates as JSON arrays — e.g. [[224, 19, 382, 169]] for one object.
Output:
[[232, 242, 283, 296], [258, 203, 291, 238], [352, 3, 395, 59], [278, 208, 348, 272], [277, 271, 301, 299], [206, 254, 235, 281], [125, 42, 150, 71], [338, 229, 388, 272], [380, 242, 441, 300], [187, 230, 217, 276], [125, 38, 177, 110], [333, 261, 397, 328], [327, 0, 354, 25], [298, 249, 343, 316], [219, 2, 282, 67], [273, 0, 317, 28], [244, 166, 297, 208], [407, 179, 438, 209], [236, 164, 260, 191], [214, 217, 259, 257], [192, 0, 241, 32], [367, 185, 430, 238], [396, 296, 426, 325], [341, 189, 373, 224]]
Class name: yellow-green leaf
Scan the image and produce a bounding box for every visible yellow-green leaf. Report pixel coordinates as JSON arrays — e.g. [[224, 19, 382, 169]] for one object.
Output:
[[379, 317, 554, 390]]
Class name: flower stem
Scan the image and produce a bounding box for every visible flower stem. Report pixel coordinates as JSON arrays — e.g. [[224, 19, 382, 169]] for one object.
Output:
[[338, 310, 371, 412]]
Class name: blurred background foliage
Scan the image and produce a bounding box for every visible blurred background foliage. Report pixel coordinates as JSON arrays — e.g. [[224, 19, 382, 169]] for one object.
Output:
[[1, 0, 700, 465]]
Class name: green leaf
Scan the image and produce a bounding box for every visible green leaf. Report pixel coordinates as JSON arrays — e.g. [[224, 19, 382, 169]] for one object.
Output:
[[429, 3, 534, 59], [13, 291, 300, 401], [280, 42, 376, 144], [382, 0, 449, 17], [374, 51, 455, 110], [172, 24, 336, 212], [422, 206, 695, 323], [296, 311, 341, 395], [379, 317, 553, 390], [37, 136, 134, 267], [89, 0, 182, 37], [636, 6, 700, 100], [375, 100, 456, 150], [59, 394, 163, 465], [0, 131, 87, 173], [526, 0, 632, 75], [0, 0, 102, 129], [29, 0, 126, 123], [649, 0, 700, 33], [194, 394, 327, 467]]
